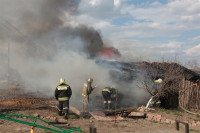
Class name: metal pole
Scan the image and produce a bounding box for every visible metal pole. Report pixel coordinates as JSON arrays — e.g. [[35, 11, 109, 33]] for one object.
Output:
[[185, 123, 189, 133], [7, 42, 10, 89], [115, 89, 118, 123], [175, 120, 189, 133]]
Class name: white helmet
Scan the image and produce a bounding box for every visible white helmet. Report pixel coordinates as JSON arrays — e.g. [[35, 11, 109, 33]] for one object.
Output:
[[155, 78, 162, 83], [157, 78, 163, 83], [60, 78, 66, 84], [88, 78, 93, 83]]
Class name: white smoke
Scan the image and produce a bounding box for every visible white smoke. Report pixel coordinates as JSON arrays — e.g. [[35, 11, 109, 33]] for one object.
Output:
[[0, 0, 150, 107]]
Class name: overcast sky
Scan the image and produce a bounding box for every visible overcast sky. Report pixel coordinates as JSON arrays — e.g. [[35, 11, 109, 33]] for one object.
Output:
[[68, 0, 200, 64]]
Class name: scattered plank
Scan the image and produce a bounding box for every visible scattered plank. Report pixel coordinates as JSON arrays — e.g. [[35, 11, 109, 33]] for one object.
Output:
[[128, 112, 146, 117], [89, 112, 124, 121], [69, 106, 81, 116]]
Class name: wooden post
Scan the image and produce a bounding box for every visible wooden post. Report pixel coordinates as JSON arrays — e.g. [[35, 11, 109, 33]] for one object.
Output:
[[185, 123, 189, 133], [90, 125, 96, 133], [176, 121, 179, 130]]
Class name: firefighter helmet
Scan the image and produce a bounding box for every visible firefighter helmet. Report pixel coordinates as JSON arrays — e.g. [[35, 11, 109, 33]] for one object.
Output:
[[60, 78, 66, 84], [155, 78, 162, 83], [88, 78, 93, 83], [157, 78, 162, 83]]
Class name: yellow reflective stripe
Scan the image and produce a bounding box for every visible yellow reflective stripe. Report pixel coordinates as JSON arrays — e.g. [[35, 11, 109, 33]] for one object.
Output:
[[57, 85, 69, 90], [103, 89, 111, 93], [58, 97, 69, 101], [104, 101, 107, 103], [60, 81, 66, 84], [108, 101, 111, 103], [82, 94, 86, 96], [58, 85, 69, 87], [156, 100, 161, 104], [63, 107, 68, 110]]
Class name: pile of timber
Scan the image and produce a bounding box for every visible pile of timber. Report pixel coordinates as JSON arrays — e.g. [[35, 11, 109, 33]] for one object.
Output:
[[89, 111, 124, 121]]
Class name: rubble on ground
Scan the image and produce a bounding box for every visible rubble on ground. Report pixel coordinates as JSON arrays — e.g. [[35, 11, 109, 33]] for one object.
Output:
[[89, 111, 124, 121], [137, 105, 155, 112]]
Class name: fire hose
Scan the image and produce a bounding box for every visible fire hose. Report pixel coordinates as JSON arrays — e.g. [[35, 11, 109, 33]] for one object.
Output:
[[0, 113, 82, 133]]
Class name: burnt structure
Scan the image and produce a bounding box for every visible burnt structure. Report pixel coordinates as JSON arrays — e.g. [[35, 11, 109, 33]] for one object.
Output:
[[143, 62, 200, 110], [95, 60, 139, 82], [96, 60, 200, 110]]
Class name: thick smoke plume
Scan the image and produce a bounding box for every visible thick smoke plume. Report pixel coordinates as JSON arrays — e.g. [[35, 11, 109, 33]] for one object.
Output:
[[0, 0, 149, 107]]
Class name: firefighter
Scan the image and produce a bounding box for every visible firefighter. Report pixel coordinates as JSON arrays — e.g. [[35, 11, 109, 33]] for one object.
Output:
[[146, 78, 162, 108], [102, 86, 116, 109], [152, 89, 161, 107], [55, 78, 72, 119], [82, 78, 95, 112]]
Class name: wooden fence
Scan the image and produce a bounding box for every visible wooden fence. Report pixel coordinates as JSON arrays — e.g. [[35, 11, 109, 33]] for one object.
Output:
[[179, 79, 200, 110]]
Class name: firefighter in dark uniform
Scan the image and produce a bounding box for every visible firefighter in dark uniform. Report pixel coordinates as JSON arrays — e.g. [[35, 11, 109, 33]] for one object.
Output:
[[55, 78, 72, 119], [102, 86, 116, 109]]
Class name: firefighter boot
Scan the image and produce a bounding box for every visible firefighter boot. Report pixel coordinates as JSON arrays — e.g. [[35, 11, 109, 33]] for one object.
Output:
[[108, 103, 111, 110], [64, 114, 68, 119], [103, 102, 108, 109], [64, 110, 69, 120], [58, 111, 63, 116]]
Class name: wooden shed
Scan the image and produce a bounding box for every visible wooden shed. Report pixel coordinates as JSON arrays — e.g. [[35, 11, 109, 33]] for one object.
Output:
[[144, 62, 200, 110]]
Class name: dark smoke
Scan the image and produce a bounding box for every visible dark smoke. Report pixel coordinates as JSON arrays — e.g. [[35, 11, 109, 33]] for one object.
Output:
[[11, 0, 107, 59], [54, 24, 104, 58], [21, 0, 78, 35], [76, 25, 104, 58], [0, 0, 120, 59], [0, 0, 150, 108]]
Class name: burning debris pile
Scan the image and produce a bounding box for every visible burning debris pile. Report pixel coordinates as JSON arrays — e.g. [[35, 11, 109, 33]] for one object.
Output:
[[95, 60, 138, 82], [92, 60, 200, 110]]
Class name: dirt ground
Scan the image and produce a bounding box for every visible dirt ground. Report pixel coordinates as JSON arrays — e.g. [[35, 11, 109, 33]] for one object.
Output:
[[0, 91, 199, 133], [0, 107, 182, 133]]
